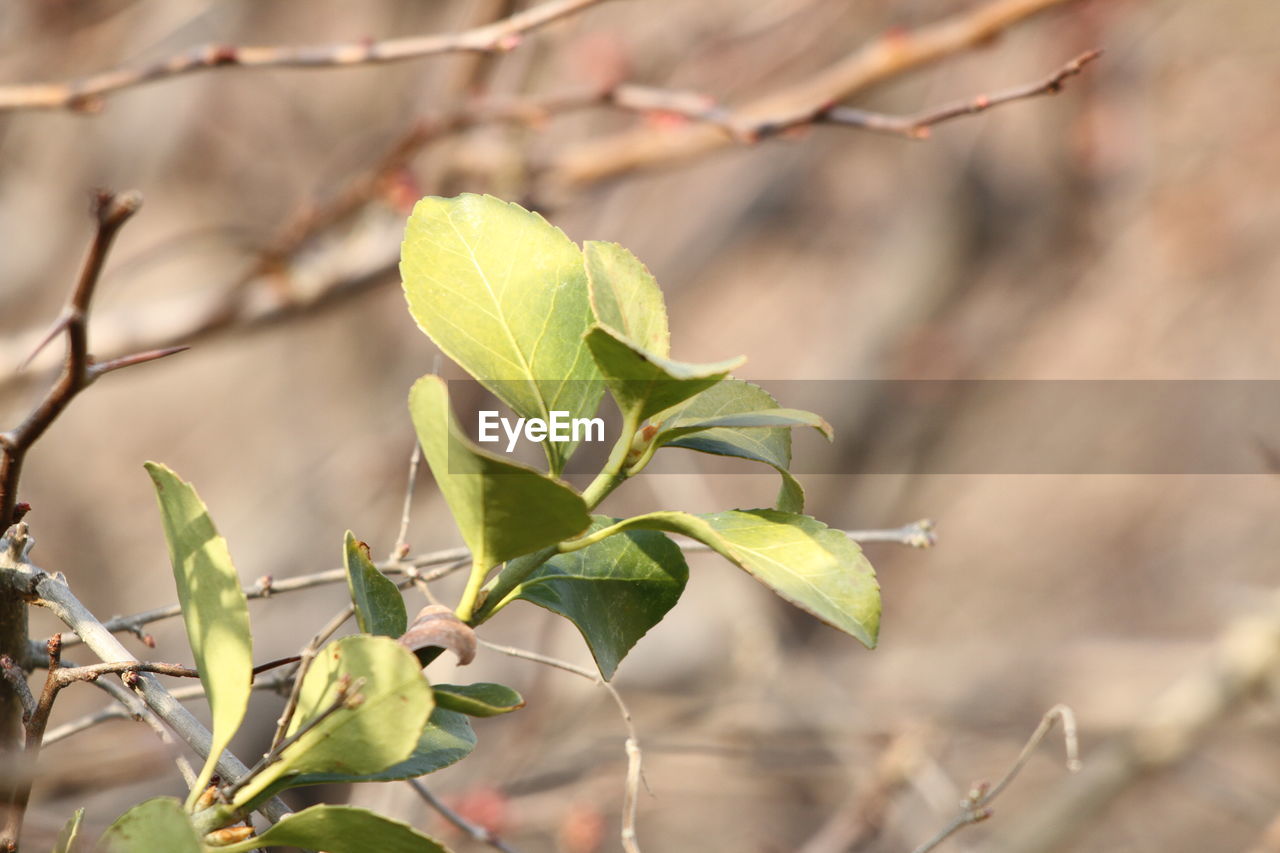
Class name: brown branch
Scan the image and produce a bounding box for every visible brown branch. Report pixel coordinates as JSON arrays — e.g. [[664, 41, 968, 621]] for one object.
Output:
[[985, 590, 1280, 853], [0, 0, 610, 113], [545, 0, 1082, 189], [911, 705, 1080, 853], [408, 779, 523, 853], [821, 49, 1101, 139]]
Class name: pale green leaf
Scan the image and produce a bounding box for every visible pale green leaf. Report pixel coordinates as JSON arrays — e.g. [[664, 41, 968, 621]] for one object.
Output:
[[515, 517, 688, 679], [52, 807, 84, 853], [401, 193, 602, 474], [408, 375, 590, 571], [230, 635, 433, 808], [143, 462, 252, 803], [597, 510, 880, 648], [344, 531, 408, 637], [653, 381, 826, 512], [584, 325, 742, 423], [98, 798, 199, 853], [216, 805, 451, 853], [584, 241, 669, 357], [433, 683, 525, 717]]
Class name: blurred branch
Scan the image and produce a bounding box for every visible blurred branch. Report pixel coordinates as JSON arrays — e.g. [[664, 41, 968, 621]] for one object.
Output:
[[545, 0, 1081, 189], [645, 49, 1101, 141], [0, 0, 609, 113], [59, 523, 932, 649], [408, 779, 522, 853], [911, 705, 1080, 853], [0, 525, 291, 824], [479, 638, 645, 853], [985, 591, 1280, 853], [798, 728, 929, 853]]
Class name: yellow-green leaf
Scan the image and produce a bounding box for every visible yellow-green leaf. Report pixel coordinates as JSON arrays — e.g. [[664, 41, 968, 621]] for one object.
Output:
[[229, 635, 432, 809], [432, 682, 526, 717], [401, 193, 602, 475], [214, 805, 451, 853], [143, 462, 252, 805], [408, 375, 590, 571], [584, 325, 742, 424], [52, 807, 84, 853], [585, 241, 670, 357], [98, 798, 199, 853], [597, 509, 880, 648]]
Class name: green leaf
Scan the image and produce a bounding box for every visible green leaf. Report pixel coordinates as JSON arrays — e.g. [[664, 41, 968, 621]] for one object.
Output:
[[52, 807, 84, 853], [98, 798, 199, 853], [143, 462, 252, 804], [344, 531, 408, 637], [514, 517, 688, 679], [433, 682, 526, 717], [401, 193, 602, 475], [231, 635, 433, 808], [216, 805, 451, 853], [584, 241, 670, 357], [652, 381, 827, 512], [408, 375, 590, 571], [593, 510, 879, 648], [262, 708, 476, 793], [584, 325, 742, 423]]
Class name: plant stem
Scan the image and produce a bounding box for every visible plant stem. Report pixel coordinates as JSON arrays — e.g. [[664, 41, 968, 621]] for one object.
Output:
[[580, 409, 641, 510], [454, 558, 490, 623]]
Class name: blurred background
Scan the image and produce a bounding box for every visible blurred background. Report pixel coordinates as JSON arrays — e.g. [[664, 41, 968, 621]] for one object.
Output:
[[2, 1, 1279, 850]]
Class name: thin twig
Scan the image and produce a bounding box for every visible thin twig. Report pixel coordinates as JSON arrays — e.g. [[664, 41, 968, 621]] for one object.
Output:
[[479, 639, 645, 853], [62, 523, 929, 648], [392, 443, 423, 562], [407, 779, 522, 853], [268, 604, 355, 753], [546, 0, 1081, 188], [0, 0, 610, 113], [911, 705, 1080, 853], [0, 658, 35, 721], [2, 553, 291, 822], [224, 675, 363, 803], [0, 191, 183, 529]]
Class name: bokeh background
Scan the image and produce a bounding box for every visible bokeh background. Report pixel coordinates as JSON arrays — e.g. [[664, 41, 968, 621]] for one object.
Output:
[[2, 1, 1279, 851]]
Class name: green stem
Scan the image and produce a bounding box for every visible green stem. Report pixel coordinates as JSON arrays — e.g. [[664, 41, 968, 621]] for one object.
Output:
[[580, 409, 641, 510], [453, 558, 489, 624]]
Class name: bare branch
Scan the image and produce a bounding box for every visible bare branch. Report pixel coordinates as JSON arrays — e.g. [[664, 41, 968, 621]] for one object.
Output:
[[61, 523, 929, 648], [911, 705, 1080, 853], [0, 549, 291, 822], [479, 639, 645, 853], [407, 779, 523, 853], [0, 658, 34, 721], [985, 591, 1280, 853], [546, 0, 1081, 189], [0, 0, 609, 113]]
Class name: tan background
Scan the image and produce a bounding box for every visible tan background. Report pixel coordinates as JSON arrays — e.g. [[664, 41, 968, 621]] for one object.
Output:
[[2, 1, 1278, 850]]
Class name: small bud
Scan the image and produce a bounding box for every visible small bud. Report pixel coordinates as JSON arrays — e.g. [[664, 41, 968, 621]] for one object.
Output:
[[194, 784, 219, 811], [204, 826, 255, 846]]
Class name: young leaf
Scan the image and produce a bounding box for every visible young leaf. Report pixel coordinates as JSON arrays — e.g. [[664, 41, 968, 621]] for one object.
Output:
[[591, 510, 880, 648], [433, 682, 526, 717], [652, 380, 828, 512], [514, 518, 688, 679], [143, 462, 252, 804], [401, 193, 602, 475], [344, 531, 408, 637], [52, 807, 84, 853], [584, 241, 670, 357], [408, 375, 590, 570], [98, 798, 200, 853], [584, 325, 743, 423], [230, 635, 433, 808], [213, 805, 451, 853]]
